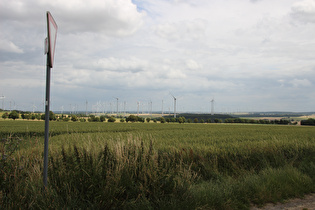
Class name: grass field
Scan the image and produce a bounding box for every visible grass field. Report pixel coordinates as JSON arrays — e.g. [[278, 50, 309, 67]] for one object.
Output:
[[1, 120, 315, 209]]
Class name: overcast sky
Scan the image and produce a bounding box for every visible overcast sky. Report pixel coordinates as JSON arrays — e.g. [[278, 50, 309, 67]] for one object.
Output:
[[1, 0, 315, 113]]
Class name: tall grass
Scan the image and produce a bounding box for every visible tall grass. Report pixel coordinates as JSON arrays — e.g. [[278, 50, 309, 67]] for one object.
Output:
[[1, 121, 315, 209]]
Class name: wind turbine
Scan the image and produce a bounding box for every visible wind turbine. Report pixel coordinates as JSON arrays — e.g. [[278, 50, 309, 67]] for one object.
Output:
[[211, 98, 215, 115], [61, 106, 64, 114], [113, 97, 119, 117], [170, 93, 177, 118], [149, 100, 152, 117], [161, 99, 164, 117], [123, 101, 126, 117], [0, 95, 5, 110], [85, 100, 88, 116], [32, 103, 37, 113]]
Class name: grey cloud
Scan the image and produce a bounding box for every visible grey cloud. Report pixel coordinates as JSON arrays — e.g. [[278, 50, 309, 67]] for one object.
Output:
[[290, 0, 315, 23]]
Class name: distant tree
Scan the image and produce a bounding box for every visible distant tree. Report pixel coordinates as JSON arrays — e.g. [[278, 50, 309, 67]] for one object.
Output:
[[301, 118, 315, 126], [187, 119, 192, 123], [193, 118, 198, 123], [35, 114, 41, 120], [166, 118, 170, 123], [88, 115, 97, 122], [108, 117, 116, 122], [71, 115, 78, 122], [214, 118, 222, 123], [160, 117, 166, 123], [200, 119, 205, 123], [9, 111, 19, 120], [2, 112, 9, 119], [146, 118, 151, 123], [120, 118, 125, 123], [63, 117, 70, 122], [178, 116, 185, 124], [137, 116, 145, 123], [153, 119, 157, 123], [224, 118, 234, 123], [21, 113, 26, 119], [126, 115, 137, 122], [49, 111, 56, 121], [100, 115, 106, 122]]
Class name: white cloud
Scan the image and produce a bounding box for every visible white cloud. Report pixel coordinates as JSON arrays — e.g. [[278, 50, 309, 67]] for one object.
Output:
[[186, 59, 201, 70], [155, 19, 207, 41], [290, 79, 312, 87], [291, 0, 315, 23], [0, 39, 23, 53], [0, 0, 145, 37]]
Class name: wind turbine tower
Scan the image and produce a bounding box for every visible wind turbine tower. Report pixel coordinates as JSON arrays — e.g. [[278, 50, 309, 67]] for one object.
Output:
[[114, 97, 119, 117], [32, 103, 37, 113], [0, 95, 5, 110], [85, 100, 88, 116], [161, 100, 164, 117], [170, 93, 177, 118], [211, 99, 215, 115]]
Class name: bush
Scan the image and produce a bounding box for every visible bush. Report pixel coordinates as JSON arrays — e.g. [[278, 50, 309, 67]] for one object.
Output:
[[108, 117, 116, 122], [126, 115, 137, 122], [71, 115, 78, 122], [63, 117, 70, 122], [100, 115, 106, 122], [178, 117, 186, 124]]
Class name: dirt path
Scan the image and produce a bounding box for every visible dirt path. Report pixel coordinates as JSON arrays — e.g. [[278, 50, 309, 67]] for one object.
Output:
[[251, 193, 315, 210]]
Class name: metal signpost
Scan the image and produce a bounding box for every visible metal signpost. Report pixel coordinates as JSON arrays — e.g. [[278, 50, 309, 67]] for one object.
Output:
[[43, 11, 57, 188]]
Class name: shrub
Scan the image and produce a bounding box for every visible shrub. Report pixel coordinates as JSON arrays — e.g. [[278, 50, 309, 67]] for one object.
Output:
[[126, 115, 137, 122], [108, 117, 116, 122], [178, 117, 186, 124], [100, 115, 106, 122], [71, 115, 78, 122]]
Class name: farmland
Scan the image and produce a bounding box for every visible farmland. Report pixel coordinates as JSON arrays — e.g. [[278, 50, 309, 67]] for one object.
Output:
[[1, 120, 315, 209]]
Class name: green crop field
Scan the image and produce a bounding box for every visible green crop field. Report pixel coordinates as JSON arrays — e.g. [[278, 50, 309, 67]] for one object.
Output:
[[1, 120, 315, 209]]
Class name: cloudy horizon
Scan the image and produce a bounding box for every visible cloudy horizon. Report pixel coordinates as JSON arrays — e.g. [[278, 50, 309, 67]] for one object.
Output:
[[1, 0, 315, 113]]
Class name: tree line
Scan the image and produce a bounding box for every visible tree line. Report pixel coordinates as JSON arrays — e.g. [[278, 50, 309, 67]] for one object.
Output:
[[2, 111, 313, 126]]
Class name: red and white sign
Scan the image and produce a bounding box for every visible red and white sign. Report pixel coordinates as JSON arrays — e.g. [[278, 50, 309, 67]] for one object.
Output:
[[46, 11, 58, 68]]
